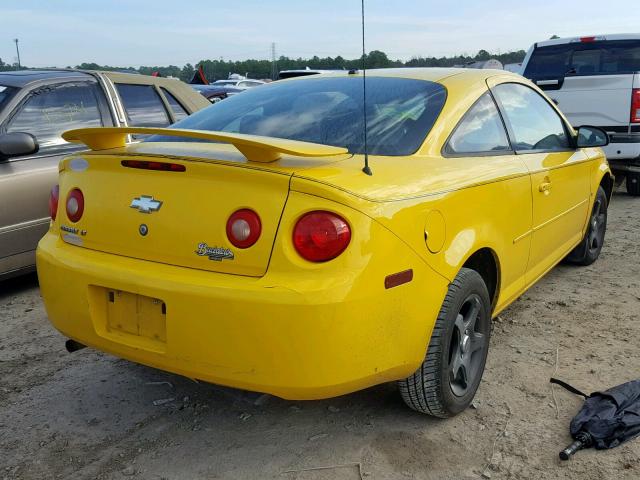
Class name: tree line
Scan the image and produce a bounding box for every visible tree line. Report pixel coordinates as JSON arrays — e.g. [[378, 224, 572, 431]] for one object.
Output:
[[0, 49, 526, 81]]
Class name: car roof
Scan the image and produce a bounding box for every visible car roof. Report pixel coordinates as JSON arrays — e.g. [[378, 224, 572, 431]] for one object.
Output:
[[0, 69, 94, 87], [0, 68, 150, 89], [303, 67, 518, 85], [535, 33, 640, 48]]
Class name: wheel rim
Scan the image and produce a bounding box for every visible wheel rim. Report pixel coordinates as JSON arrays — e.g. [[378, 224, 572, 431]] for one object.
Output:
[[448, 294, 487, 397], [587, 197, 606, 255]]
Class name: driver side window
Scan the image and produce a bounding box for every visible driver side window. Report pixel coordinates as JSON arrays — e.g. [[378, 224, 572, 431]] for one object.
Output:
[[492, 83, 571, 152], [6, 82, 105, 151]]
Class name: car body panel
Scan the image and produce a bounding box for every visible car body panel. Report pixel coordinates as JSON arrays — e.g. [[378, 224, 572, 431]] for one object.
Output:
[[0, 151, 59, 277], [36, 68, 612, 399], [37, 191, 450, 399], [56, 152, 292, 276]]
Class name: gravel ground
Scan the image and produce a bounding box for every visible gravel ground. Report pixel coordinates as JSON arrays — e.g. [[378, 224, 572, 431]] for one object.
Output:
[[1, 188, 639, 480]]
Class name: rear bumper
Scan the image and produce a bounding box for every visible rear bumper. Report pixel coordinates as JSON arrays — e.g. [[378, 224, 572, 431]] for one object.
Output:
[[603, 134, 640, 164], [36, 231, 447, 400]]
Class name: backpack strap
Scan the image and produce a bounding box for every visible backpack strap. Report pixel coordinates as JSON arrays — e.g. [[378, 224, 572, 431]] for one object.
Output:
[[550, 378, 589, 399]]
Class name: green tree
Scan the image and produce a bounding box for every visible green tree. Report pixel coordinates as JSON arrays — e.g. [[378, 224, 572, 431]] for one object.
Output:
[[56, 48, 527, 81]]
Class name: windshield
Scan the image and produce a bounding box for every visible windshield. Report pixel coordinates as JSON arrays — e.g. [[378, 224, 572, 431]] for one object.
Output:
[[150, 76, 447, 156], [0, 85, 18, 109], [524, 40, 640, 80], [213, 80, 238, 86]]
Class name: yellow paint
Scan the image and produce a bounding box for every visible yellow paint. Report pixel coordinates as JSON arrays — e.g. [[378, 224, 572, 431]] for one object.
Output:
[[424, 210, 446, 253], [38, 69, 611, 400], [62, 127, 349, 163]]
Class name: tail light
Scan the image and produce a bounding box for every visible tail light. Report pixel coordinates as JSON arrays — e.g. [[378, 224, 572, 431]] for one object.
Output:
[[226, 209, 261, 248], [121, 160, 186, 172], [66, 188, 84, 223], [632, 89, 640, 123], [48, 184, 59, 221], [293, 211, 351, 262]]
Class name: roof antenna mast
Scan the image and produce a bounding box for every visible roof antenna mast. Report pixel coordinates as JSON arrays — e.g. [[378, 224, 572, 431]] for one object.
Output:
[[360, 0, 372, 176]]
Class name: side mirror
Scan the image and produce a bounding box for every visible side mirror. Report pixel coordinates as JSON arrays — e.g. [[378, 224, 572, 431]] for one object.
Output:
[[576, 126, 609, 148], [0, 132, 39, 160]]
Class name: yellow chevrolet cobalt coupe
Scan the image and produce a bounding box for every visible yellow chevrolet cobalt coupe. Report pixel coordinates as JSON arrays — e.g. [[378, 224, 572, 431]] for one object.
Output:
[[37, 69, 612, 417]]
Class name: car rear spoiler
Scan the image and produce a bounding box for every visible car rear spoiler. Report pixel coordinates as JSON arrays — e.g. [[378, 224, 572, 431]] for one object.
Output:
[[62, 127, 349, 163]]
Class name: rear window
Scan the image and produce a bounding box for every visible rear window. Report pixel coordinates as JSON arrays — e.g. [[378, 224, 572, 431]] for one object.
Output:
[[150, 76, 447, 156], [161, 88, 189, 122], [524, 40, 640, 80], [116, 84, 170, 128]]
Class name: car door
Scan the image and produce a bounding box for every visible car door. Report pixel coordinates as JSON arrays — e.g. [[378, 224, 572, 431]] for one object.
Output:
[[443, 91, 532, 308], [490, 80, 591, 286], [0, 80, 112, 275]]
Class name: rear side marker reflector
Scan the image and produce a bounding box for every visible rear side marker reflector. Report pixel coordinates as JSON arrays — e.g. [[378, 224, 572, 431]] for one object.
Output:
[[121, 160, 186, 172], [385, 269, 414, 289]]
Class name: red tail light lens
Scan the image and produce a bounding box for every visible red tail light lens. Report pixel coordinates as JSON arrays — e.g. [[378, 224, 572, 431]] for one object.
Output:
[[48, 184, 59, 221], [66, 188, 84, 223], [121, 160, 186, 172], [632, 89, 640, 123], [293, 211, 351, 262], [226, 209, 261, 248]]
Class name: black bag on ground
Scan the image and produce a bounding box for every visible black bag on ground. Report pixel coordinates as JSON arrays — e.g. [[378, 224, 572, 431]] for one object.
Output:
[[550, 377, 640, 460]]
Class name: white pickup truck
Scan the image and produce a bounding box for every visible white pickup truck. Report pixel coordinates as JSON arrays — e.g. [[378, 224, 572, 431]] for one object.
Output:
[[521, 34, 640, 195]]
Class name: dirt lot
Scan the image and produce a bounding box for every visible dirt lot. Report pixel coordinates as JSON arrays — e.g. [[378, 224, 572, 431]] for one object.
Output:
[[1, 189, 639, 480]]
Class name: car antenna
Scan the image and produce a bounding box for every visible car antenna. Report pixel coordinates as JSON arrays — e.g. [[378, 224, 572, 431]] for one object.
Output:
[[360, 0, 372, 176]]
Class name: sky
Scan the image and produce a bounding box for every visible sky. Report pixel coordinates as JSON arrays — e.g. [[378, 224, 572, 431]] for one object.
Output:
[[1, 0, 638, 68]]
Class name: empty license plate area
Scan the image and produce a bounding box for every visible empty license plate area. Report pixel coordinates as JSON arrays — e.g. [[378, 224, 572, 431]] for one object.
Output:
[[105, 289, 167, 344]]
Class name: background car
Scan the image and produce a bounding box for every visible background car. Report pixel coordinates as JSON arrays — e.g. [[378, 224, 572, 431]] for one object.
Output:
[[0, 69, 210, 279], [521, 34, 640, 195], [191, 83, 244, 103], [192, 78, 265, 103], [277, 68, 339, 79], [211, 78, 266, 89], [37, 69, 612, 417]]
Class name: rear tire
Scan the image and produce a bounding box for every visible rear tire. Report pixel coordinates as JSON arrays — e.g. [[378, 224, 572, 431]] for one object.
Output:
[[565, 186, 608, 266], [398, 268, 491, 417], [627, 173, 640, 196]]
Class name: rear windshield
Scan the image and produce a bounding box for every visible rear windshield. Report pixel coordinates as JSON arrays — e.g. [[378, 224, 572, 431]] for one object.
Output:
[[0, 85, 18, 109], [524, 40, 640, 80], [150, 76, 447, 156]]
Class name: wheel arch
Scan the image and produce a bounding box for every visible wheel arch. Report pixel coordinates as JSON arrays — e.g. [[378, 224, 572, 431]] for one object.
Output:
[[598, 171, 614, 204], [460, 247, 501, 311]]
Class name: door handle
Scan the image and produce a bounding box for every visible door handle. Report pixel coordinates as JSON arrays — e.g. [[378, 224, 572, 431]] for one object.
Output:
[[539, 181, 552, 193]]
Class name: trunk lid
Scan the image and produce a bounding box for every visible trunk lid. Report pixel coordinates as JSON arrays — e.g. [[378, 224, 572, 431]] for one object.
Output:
[[546, 74, 635, 128], [57, 142, 350, 277]]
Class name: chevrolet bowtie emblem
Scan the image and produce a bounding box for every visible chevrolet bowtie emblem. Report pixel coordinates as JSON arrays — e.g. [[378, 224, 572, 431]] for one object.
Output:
[[130, 195, 163, 213]]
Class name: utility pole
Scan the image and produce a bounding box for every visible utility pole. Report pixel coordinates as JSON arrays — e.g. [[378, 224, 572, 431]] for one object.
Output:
[[13, 38, 21, 69], [270, 42, 277, 80]]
